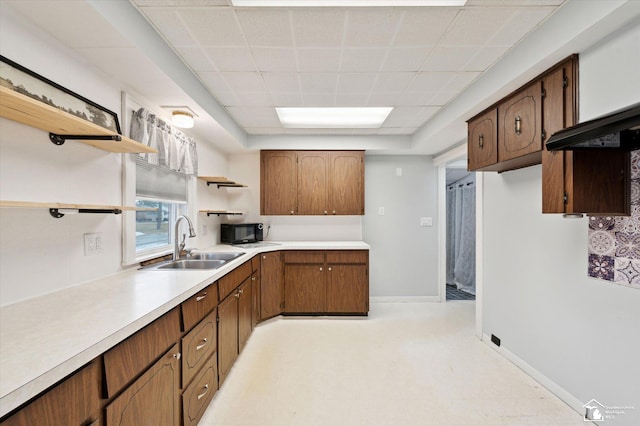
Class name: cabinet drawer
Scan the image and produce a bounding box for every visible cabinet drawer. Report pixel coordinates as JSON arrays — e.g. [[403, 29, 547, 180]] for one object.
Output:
[[182, 310, 217, 389], [326, 250, 368, 264], [105, 343, 181, 426], [219, 261, 252, 301], [182, 353, 218, 426], [182, 282, 218, 332], [1, 360, 101, 426], [103, 307, 180, 398], [283, 250, 324, 264]]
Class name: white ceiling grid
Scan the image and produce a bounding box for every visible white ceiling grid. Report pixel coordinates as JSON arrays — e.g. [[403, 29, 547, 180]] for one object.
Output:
[[133, 1, 561, 135]]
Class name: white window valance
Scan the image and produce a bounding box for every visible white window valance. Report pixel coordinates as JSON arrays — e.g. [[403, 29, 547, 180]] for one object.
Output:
[[130, 107, 198, 175]]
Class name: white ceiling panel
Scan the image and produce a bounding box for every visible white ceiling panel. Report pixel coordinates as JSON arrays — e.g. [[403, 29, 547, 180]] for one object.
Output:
[[270, 92, 303, 107], [335, 93, 371, 106], [222, 72, 265, 92], [337, 73, 378, 93], [463, 45, 511, 71], [204, 47, 256, 71], [339, 48, 388, 73], [421, 46, 480, 71], [292, 9, 346, 47], [393, 91, 440, 106], [261, 73, 301, 93], [178, 8, 245, 46], [392, 8, 459, 46], [440, 7, 516, 46], [140, 9, 198, 47], [199, 72, 234, 92], [383, 106, 440, 127], [381, 47, 431, 72], [252, 48, 297, 72], [297, 49, 342, 72], [444, 72, 481, 91], [373, 72, 415, 92], [176, 47, 216, 72], [408, 72, 455, 92], [488, 7, 556, 45], [302, 93, 337, 107], [343, 9, 403, 47], [299, 73, 339, 93], [226, 106, 281, 127], [236, 9, 293, 47]]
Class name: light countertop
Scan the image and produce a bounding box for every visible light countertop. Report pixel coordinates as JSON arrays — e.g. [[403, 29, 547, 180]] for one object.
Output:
[[0, 241, 369, 417]]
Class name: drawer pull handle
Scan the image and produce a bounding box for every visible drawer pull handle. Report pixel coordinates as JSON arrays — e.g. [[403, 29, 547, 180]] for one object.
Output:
[[235, 292, 240, 298], [197, 384, 210, 400], [319, 267, 323, 271], [515, 116, 522, 135], [328, 267, 332, 271], [251, 276, 256, 281], [196, 338, 208, 351], [173, 352, 181, 360], [196, 292, 207, 302], [479, 134, 484, 148]]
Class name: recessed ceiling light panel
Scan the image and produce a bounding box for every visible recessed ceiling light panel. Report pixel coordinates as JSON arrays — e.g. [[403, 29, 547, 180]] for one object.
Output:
[[232, 0, 466, 6], [276, 107, 393, 128]]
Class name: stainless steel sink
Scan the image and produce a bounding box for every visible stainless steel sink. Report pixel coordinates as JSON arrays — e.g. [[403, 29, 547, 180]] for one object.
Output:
[[189, 252, 245, 261], [156, 259, 227, 270]]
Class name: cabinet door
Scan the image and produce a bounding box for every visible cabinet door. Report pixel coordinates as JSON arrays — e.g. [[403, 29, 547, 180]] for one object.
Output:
[[467, 109, 498, 171], [217, 294, 239, 386], [251, 265, 261, 329], [284, 264, 326, 313], [298, 151, 328, 215], [1, 361, 101, 426], [182, 353, 217, 426], [105, 343, 181, 426], [328, 151, 364, 215], [182, 309, 217, 389], [327, 264, 368, 314], [260, 252, 283, 320], [261, 151, 298, 215], [238, 278, 253, 353], [498, 82, 542, 163]]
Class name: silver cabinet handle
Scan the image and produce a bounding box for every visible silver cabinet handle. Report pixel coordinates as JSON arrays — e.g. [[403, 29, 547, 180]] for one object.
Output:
[[173, 352, 181, 360], [324, 210, 328, 214], [251, 276, 256, 281], [290, 210, 295, 214], [239, 289, 244, 295], [479, 134, 484, 148], [196, 338, 208, 351], [515, 116, 522, 135], [263, 255, 266, 259], [319, 267, 323, 271], [332, 210, 336, 214], [235, 292, 240, 298], [197, 384, 210, 400], [328, 267, 332, 271], [196, 291, 207, 302]]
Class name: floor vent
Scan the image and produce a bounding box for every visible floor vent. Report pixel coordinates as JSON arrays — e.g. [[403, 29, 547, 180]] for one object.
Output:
[[491, 334, 501, 347]]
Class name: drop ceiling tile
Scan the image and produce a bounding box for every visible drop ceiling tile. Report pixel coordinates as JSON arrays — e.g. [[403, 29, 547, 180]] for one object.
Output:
[[440, 8, 516, 46], [382, 48, 431, 72], [292, 9, 346, 47], [199, 72, 234, 92], [421, 46, 479, 72], [176, 47, 216, 72], [337, 73, 377, 93], [220, 91, 273, 107], [339, 48, 388, 73], [302, 93, 336, 106], [261, 73, 301, 93], [489, 7, 556, 46], [297, 49, 342, 72], [236, 9, 293, 47], [222, 72, 265, 92], [383, 106, 440, 127], [374, 73, 416, 92], [178, 8, 245, 46], [408, 72, 455, 92], [270, 92, 303, 107], [464, 45, 510, 71], [335, 93, 370, 106], [299, 73, 339, 93], [252, 48, 297, 72], [204, 47, 256, 71], [392, 8, 459, 47], [393, 91, 440, 106], [213, 91, 240, 106], [226, 107, 281, 127], [141, 9, 198, 47], [430, 91, 458, 105], [367, 92, 404, 106], [343, 9, 403, 47], [444, 72, 481, 92]]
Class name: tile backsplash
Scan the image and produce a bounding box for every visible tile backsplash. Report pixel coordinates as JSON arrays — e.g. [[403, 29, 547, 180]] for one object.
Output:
[[588, 150, 640, 288]]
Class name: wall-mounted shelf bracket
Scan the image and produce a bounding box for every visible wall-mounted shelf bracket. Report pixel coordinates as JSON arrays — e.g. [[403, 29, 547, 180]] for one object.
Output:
[[206, 212, 243, 217], [49, 208, 123, 218], [49, 133, 122, 146]]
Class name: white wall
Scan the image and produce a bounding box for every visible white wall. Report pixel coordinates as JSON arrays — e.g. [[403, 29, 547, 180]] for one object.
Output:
[[363, 155, 438, 298], [482, 23, 640, 424]]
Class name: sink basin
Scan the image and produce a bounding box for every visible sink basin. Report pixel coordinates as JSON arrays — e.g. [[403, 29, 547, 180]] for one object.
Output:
[[189, 252, 245, 261], [156, 259, 227, 270]]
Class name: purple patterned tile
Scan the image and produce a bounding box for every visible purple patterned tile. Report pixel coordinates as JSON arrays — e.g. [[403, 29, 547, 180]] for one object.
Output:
[[589, 216, 616, 231], [588, 230, 616, 256], [631, 150, 640, 179], [615, 232, 640, 259], [631, 178, 640, 205], [588, 254, 614, 281], [614, 257, 640, 288]]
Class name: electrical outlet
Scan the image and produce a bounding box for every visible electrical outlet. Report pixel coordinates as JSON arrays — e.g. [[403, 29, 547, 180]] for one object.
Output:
[[420, 217, 433, 227], [202, 224, 208, 236], [84, 233, 103, 256]]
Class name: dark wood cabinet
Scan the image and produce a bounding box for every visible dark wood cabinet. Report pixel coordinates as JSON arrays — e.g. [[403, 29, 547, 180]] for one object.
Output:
[[498, 81, 542, 164], [217, 292, 239, 386], [0, 361, 102, 426], [105, 343, 181, 426], [251, 255, 261, 329], [467, 108, 498, 171], [238, 278, 253, 353], [326, 250, 369, 314], [260, 151, 298, 215], [284, 251, 326, 313], [181, 309, 217, 389], [181, 282, 218, 332], [181, 354, 217, 426], [260, 251, 283, 320], [261, 150, 365, 216]]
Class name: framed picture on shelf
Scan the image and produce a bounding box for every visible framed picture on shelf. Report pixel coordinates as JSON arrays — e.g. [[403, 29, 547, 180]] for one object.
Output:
[[0, 55, 121, 133]]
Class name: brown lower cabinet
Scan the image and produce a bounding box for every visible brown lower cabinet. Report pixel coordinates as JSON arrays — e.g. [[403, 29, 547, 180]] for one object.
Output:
[[182, 353, 217, 426], [260, 251, 283, 320], [217, 290, 239, 386]]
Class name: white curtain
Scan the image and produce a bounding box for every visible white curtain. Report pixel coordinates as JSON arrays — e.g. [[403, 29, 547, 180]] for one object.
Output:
[[130, 108, 198, 175], [446, 181, 476, 294]]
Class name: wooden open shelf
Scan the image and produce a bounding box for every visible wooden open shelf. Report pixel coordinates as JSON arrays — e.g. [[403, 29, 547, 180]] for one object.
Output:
[[198, 176, 247, 188], [0, 200, 156, 217], [0, 86, 157, 154], [199, 210, 244, 217]]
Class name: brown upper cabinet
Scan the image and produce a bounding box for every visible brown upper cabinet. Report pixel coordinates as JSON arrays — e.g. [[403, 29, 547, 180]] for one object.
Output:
[[498, 81, 542, 164], [261, 150, 364, 216], [467, 108, 498, 170]]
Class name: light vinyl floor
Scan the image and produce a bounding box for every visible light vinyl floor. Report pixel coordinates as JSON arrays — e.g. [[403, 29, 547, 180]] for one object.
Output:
[[199, 301, 584, 426]]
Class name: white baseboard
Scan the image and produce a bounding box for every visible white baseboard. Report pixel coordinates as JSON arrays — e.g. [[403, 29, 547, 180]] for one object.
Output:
[[370, 296, 441, 303], [481, 334, 592, 423]]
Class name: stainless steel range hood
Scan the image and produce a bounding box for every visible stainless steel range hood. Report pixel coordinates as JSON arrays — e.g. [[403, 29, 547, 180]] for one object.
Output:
[[546, 102, 640, 151]]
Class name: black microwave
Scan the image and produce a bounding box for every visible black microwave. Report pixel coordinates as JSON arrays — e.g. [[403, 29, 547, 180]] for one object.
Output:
[[221, 223, 264, 244]]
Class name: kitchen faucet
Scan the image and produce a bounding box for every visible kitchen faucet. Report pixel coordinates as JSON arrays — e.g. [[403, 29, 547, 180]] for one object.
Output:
[[174, 215, 196, 260]]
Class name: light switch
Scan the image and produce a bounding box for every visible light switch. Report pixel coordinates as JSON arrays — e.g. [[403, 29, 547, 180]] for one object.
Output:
[[378, 207, 385, 216], [84, 232, 103, 256], [396, 168, 402, 177], [420, 217, 433, 227]]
